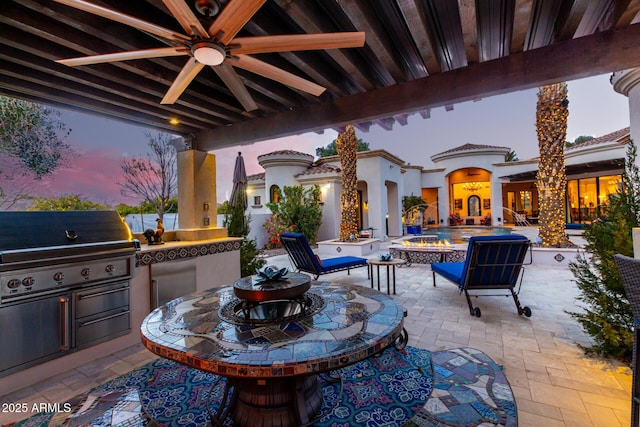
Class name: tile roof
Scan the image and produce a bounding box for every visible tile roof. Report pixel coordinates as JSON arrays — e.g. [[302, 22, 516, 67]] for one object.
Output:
[[435, 143, 511, 156], [565, 127, 630, 151], [295, 163, 341, 176], [247, 172, 265, 181], [257, 150, 313, 158]]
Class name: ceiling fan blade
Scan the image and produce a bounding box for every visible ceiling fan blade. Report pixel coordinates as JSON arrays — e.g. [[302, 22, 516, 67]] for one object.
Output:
[[232, 54, 325, 96], [56, 47, 189, 66], [208, 0, 266, 45], [52, 0, 190, 43], [230, 32, 366, 55], [213, 64, 258, 111], [162, 0, 209, 38], [161, 57, 205, 104]]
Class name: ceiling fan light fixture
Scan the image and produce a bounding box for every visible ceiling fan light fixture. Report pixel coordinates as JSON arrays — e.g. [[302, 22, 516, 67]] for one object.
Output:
[[192, 42, 225, 65], [195, 0, 221, 17]]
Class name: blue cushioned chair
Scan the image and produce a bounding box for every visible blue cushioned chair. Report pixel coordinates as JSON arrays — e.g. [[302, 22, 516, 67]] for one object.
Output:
[[280, 232, 368, 280], [431, 234, 532, 318]]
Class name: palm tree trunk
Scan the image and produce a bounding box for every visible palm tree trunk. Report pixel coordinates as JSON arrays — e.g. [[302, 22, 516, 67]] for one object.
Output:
[[337, 125, 360, 242], [536, 83, 570, 247]]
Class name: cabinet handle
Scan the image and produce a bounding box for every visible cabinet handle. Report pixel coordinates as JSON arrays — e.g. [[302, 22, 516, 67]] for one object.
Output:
[[78, 309, 129, 327], [78, 286, 128, 300], [59, 297, 70, 351]]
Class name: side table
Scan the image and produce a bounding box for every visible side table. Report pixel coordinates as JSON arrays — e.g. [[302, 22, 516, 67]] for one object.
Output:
[[367, 258, 406, 295]]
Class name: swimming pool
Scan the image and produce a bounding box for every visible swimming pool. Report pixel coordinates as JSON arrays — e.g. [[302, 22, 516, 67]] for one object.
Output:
[[415, 226, 512, 244]]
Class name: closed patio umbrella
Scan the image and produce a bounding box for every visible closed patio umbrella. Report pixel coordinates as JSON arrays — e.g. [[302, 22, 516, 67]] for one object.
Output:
[[229, 152, 248, 209]]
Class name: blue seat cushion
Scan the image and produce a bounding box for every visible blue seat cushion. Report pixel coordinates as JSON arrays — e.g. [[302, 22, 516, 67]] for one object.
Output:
[[280, 232, 367, 277], [431, 262, 464, 285], [320, 256, 367, 272]]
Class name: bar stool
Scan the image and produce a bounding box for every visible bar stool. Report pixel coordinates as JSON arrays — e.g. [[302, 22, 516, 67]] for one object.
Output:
[[615, 254, 640, 426]]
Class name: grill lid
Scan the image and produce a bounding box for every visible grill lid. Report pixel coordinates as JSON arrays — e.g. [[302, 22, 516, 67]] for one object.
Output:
[[0, 211, 138, 265]]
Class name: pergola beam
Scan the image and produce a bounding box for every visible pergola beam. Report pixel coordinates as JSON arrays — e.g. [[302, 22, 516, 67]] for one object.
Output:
[[197, 23, 640, 150]]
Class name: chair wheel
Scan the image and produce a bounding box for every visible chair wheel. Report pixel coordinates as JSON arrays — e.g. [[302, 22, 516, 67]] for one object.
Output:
[[522, 306, 532, 317], [473, 307, 481, 317]]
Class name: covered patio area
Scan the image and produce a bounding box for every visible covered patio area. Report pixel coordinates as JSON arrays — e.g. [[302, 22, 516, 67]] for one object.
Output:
[[0, 230, 631, 426]]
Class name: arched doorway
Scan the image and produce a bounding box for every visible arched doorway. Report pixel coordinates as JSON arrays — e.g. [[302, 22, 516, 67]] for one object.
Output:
[[448, 168, 492, 223], [468, 195, 481, 216]]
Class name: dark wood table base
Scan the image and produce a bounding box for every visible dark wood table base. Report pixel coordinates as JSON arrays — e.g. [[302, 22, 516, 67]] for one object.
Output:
[[216, 375, 322, 427]]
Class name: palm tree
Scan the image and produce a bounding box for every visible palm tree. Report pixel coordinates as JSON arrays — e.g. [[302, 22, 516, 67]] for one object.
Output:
[[536, 83, 570, 247], [336, 125, 359, 241], [505, 150, 519, 162]]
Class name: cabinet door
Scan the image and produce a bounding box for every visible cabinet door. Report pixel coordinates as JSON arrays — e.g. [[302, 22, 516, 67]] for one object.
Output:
[[0, 294, 70, 376]]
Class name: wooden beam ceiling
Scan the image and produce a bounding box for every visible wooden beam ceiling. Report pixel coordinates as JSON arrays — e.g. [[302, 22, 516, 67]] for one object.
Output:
[[0, 0, 639, 150], [197, 22, 640, 150]]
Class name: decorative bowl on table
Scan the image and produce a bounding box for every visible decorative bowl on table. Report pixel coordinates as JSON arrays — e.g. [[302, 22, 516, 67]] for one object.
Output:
[[377, 252, 393, 262], [255, 265, 289, 282]]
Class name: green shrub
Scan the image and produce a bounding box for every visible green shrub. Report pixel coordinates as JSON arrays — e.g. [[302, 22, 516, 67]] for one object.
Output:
[[266, 185, 323, 244], [223, 199, 265, 277], [568, 140, 640, 361]]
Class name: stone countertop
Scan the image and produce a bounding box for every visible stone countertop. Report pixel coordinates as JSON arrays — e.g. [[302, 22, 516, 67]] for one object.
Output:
[[136, 236, 241, 252], [135, 237, 242, 267]]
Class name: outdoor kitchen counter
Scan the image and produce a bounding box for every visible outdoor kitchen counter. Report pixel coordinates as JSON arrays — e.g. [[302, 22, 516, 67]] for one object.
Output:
[[136, 237, 242, 309], [0, 237, 241, 393]]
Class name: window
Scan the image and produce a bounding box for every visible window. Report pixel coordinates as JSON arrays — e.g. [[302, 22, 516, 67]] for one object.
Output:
[[269, 185, 280, 203], [520, 191, 532, 213], [253, 195, 261, 206], [566, 174, 622, 223], [598, 175, 621, 216]]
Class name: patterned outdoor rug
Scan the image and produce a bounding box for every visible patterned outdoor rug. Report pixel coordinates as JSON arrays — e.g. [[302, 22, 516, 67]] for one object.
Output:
[[9, 346, 516, 427], [11, 346, 431, 427], [404, 348, 517, 427]]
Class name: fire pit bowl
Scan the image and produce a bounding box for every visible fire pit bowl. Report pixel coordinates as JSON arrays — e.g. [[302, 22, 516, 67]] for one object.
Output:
[[233, 272, 311, 303]]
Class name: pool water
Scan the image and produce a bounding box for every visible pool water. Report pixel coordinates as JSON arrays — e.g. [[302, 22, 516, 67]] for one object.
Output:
[[416, 226, 512, 244]]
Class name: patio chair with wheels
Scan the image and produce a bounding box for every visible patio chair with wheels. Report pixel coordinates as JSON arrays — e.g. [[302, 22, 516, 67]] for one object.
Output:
[[614, 254, 640, 427], [431, 234, 532, 318], [280, 232, 368, 280]]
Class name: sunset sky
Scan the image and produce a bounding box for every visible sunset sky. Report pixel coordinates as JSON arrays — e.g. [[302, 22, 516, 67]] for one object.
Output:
[[30, 73, 630, 207]]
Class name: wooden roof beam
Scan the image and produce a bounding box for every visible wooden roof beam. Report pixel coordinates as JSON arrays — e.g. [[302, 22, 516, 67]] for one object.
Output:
[[196, 23, 640, 150]]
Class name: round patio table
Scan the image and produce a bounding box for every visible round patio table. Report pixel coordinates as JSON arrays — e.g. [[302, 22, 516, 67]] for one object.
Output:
[[140, 281, 406, 427], [367, 258, 406, 295]]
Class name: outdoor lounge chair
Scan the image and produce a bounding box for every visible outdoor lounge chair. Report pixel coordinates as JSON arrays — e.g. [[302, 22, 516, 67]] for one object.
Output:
[[280, 232, 368, 280], [431, 234, 532, 318], [614, 254, 640, 426]]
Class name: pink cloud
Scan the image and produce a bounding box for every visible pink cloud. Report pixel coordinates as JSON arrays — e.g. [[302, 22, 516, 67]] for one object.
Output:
[[33, 147, 142, 207], [2, 131, 335, 210]]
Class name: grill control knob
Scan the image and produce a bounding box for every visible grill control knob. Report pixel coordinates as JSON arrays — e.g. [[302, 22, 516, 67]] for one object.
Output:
[[53, 272, 64, 282], [7, 279, 21, 289], [22, 277, 35, 287], [105, 264, 115, 273], [81, 268, 91, 277]]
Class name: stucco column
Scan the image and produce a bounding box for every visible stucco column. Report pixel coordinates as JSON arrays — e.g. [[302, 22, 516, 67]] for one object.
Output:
[[491, 177, 505, 226], [438, 177, 450, 225], [177, 150, 227, 240], [612, 69, 640, 156], [612, 71, 640, 257]]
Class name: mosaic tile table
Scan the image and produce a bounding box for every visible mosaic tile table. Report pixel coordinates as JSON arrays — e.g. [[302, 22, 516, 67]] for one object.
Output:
[[140, 281, 406, 427]]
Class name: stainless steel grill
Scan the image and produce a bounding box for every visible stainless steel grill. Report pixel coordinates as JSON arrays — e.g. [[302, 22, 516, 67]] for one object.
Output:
[[0, 211, 139, 377]]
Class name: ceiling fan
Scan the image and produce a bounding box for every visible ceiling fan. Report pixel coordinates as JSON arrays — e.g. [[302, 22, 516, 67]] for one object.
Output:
[[53, 0, 366, 112]]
